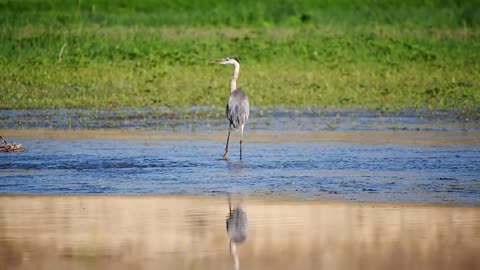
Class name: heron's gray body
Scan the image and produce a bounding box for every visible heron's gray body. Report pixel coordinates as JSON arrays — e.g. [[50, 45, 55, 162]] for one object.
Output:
[[227, 88, 250, 129]]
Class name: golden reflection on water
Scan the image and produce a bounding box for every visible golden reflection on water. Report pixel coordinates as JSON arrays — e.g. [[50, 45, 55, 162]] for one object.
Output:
[[2, 128, 480, 145], [0, 195, 479, 270]]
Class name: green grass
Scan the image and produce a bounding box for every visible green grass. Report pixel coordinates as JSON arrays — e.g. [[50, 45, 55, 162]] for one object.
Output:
[[1, 0, 479, 116], [2, 0, 480, 28]]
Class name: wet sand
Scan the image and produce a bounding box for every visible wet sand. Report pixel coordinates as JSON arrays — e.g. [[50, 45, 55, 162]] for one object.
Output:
[[0, 195, 479, 270], [1, 128, 480, 146]]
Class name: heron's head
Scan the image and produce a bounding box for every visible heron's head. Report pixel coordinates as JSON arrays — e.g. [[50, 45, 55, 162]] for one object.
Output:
[[210, 56, 240, 65]]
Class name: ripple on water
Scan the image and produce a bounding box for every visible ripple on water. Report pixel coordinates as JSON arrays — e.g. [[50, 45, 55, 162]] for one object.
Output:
[[0, 137, 479, 203]]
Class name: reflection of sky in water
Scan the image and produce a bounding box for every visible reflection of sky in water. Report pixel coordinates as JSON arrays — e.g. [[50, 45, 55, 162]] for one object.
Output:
[[1, 138, 479, 203]]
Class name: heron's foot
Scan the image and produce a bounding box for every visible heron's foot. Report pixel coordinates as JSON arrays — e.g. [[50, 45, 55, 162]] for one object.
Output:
[[223, 149, 229, 160]]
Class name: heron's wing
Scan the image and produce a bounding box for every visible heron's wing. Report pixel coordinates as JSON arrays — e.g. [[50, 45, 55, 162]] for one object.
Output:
[[226, 89, 250, 129]]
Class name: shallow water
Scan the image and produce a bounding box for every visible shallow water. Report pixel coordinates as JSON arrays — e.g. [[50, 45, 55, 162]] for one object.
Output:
[[1, 107, 479, 131], [0, 195, 479, 270], [1, 130, 479, 203], [1, 109, 480, 269]]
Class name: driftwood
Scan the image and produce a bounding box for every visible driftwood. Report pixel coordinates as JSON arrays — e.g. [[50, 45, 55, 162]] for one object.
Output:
[[0, 136, 23, 152]]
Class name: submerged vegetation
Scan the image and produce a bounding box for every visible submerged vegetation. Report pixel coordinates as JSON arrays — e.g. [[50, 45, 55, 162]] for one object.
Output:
[[0, 0, 479, 116]]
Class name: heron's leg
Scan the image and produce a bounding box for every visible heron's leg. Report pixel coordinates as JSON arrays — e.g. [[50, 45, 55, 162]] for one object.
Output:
[[223, 125, 231, 160], [240, 124, 244, 160]]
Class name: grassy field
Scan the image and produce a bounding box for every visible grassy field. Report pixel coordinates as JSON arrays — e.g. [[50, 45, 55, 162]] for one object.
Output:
[[1, 0, 479, 116]]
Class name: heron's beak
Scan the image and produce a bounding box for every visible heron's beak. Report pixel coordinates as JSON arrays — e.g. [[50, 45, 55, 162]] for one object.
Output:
[[209, 60, 221, 64]]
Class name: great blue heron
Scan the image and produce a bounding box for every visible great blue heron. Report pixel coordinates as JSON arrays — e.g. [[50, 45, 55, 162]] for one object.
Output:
[[210, 56, 250, 160]]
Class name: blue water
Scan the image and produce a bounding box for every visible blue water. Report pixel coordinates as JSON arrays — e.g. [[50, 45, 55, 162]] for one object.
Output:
[[1, 138, 479, 203]]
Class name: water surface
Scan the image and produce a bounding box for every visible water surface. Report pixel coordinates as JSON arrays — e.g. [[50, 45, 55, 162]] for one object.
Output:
[[1, 129, 479, 203], [1, 107, 478, 131], [0, 195, 479, 270], [1, 110, 479, 269]]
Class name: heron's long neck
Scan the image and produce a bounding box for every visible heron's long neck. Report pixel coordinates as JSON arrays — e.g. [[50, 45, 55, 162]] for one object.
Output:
[[230, 62, 240, 93]]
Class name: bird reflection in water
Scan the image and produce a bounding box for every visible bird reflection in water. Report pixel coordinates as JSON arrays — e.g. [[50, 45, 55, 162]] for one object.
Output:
[[226, 196, 248, 270]]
